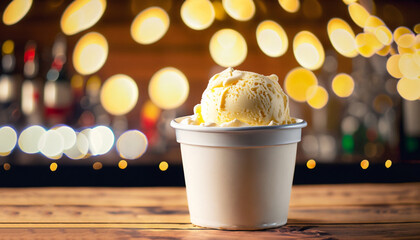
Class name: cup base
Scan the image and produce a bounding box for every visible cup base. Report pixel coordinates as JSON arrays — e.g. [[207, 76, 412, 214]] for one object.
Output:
[[191, 219, 287, 230]]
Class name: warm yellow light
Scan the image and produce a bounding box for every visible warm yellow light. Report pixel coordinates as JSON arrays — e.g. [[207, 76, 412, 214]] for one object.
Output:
[[117, 130, 148, 160], [360, 159, 369, 169], [50, 162, 58, 172], [293, 31, 325, 70], [415, 51, 420, 66], [278, 0, 300, 13], [342, 0, 357, 5], [60, 0, 106, 35], [64, 132, 89, 160], [386, 54, 403, 78], [374, 26, 393, 46], [38, 130, 64, 159], [355, 32, 383, 58], [142, 100, 161, 121], [415, 24, 420, 34], [327, 18, 358, 58], [284, 67, 318, 102], [181, 0, 215, 30], [3, 163, 11, 171], [256, 20, 288, 57], [399, 53, 420, 80], [2, 0, 33, 25], [397, 46, 415, 55], [363, 15, 384, 33], [396, 33, 415, 48], [71, 74, 84, 90], [100, 74, 139, 116], [306, 85, 328, 109], [209, 28, 247, 67], [0, 126, 17, 156], [73, 32, 108, 75], [130, 7, 170, 45], [149, 67, 189, 110], [332, 73, 354, 98], [159, 161, 169, 171], [385, 159, 392, 168], [118, 160, 128, 169], [212, 1, 226, 21], [376, 45, 391, 56], [348, 3, 370, 28], [2, 40, 14, 55], [306, 159, 316, 169], [222, 0, 255, 21], [393, 27, 412, 43], [18, 125, 46, 154], [397, 78, 420, 100], [92, 162, 103, 170]]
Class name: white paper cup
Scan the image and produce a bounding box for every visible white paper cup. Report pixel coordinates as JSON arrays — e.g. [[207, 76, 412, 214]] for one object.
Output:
[[171, 117, 307, 230]]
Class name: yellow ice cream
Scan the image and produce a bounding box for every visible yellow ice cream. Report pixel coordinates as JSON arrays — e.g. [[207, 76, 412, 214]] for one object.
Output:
[[183, 68, 292, 127]]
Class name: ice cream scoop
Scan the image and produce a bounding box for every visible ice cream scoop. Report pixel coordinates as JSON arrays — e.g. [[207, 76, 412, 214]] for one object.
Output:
[[183, 67, 292, 126]]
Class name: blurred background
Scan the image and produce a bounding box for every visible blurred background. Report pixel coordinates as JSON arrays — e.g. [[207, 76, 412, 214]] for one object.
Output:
[[0, 0, 419, 186]]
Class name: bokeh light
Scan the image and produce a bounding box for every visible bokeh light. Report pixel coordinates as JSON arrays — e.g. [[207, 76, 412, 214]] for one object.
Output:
[[302, 0, 322, 19], [363, 15, 384, 33], [374, 26, 393, 46], [18, 125, 45, 154], [209, 28, 247, 67], [327, 18, 358, 58], [355, 32, 383, 58], [0, 126, 17, 156], [397, 78, 420, 100], [181, 0, 215, 30], [50, 162, 58, 172], [386, 54, 403, 78], [396, 33, 415, 49], [118, 160, 128, 169], [55, 125, 76, 151], [360, 159, 369, 169], [92, 162, 103, 170], [2, 0, 33, 25], [284, 67, 318, 102], [60, 0, 106, 35], [385, 159, 392, 168], [414, 24, 420, 34], [3, 163, 11, 171], [73, 32, 108, 75], [64, 132, 89, 160], [38, 130, 64, 159], [213, 1, 226, 21], [348, 3, 370, 28], [131, 7, 170, 45], [148, 67, 189, 110], [100, 74, 139, 116], [306, 159, 316, 169], [159, 161, 169, 171], [332, 73, 355, 98], [222, 0, 255, 21], [393, 27, 412, 43], [256, 20, 288, 57], [89, 125, 115, 155], [293, 31, 325, 70], [399, 53, 420, 80], [306, 85, 328, 109], [117, 130, 148, 160], [278, 0, 300, 13]]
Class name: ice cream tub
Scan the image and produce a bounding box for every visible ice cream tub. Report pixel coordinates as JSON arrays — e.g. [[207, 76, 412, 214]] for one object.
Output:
[[171, 117, 307, 230]]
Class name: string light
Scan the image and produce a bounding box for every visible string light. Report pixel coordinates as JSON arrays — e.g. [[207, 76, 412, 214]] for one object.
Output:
[[159, 161, 169, 171], [50, 162, 58, 172], [118, 160, 128, 170], [385, 159, 392, 168], [306, 159, 316, 169], [360, 159, 369, 170]]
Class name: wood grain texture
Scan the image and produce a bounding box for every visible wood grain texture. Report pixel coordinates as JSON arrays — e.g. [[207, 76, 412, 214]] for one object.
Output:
[[0, 183, 419, 239]]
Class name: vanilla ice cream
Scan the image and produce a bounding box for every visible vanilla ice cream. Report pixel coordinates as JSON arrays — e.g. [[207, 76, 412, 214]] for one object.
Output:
[[182, 67, 292, 127]]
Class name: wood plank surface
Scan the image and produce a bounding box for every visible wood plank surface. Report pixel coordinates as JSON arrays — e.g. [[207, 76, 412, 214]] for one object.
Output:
[[0, 183, 419, 239]]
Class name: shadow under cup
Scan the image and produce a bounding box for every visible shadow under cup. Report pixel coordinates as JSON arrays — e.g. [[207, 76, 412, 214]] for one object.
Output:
[[171, 117, 307, 230]]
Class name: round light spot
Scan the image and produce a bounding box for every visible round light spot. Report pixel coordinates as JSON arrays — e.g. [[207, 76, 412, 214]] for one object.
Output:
[[397, 78, 420, 100], [360, 159, 369, 169], [18, 125, 45, 154], [222, 0, 255, 21], [284, 67, 318, 102], [130, 7, 170, 45], [396, 33, 415, 48], [2, 0, 33, 25], [386, 54, 403, 78], [89, 125, 115, 155], [92, 162, 103, 170], [293, 31, 325, 70], [60, 0, 106, 35], [355, 32, 383, 58], [348, 3, 370, 28], [306, 159, 316, 169], [50, 162, 58, 172], [213, 1, 226, 21], [73, 32, 108, 75], [3, 163, 11, 171], [327, 18, 358, 58], [181, 0, 215, 30], [100, 74, 139, 116], [0, 126, 17, 156], [256, 20, 288, 57], [64, 132, 89, 160], [332, 73, 354, 98], [149, 67, 189, 110], [209, 28, 247, 67], [376, 45, 391, 56], [414, 24, 420, 34], [398, 45, 415, 55], [159, 161, 169, 171], [117, 130, 148, 160], [38, 130, 64, 159], [363, 15, 385, 33], [393, 27, 412, 43], [306, 85, 328, 109], [118, 160, 128, 169], [374, 26, 393, 45], [55, 125, 76, 150], [278, 0, 300, 13], [399, 53, 420, 80], [385, 159, 392, 168]]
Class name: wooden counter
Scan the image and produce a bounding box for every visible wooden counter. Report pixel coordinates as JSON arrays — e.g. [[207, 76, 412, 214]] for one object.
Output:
[[0, 183, 419, 239]]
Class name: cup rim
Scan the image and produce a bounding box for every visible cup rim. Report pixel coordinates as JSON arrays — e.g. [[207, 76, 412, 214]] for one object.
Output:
[[170, 116, 307, 133]]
